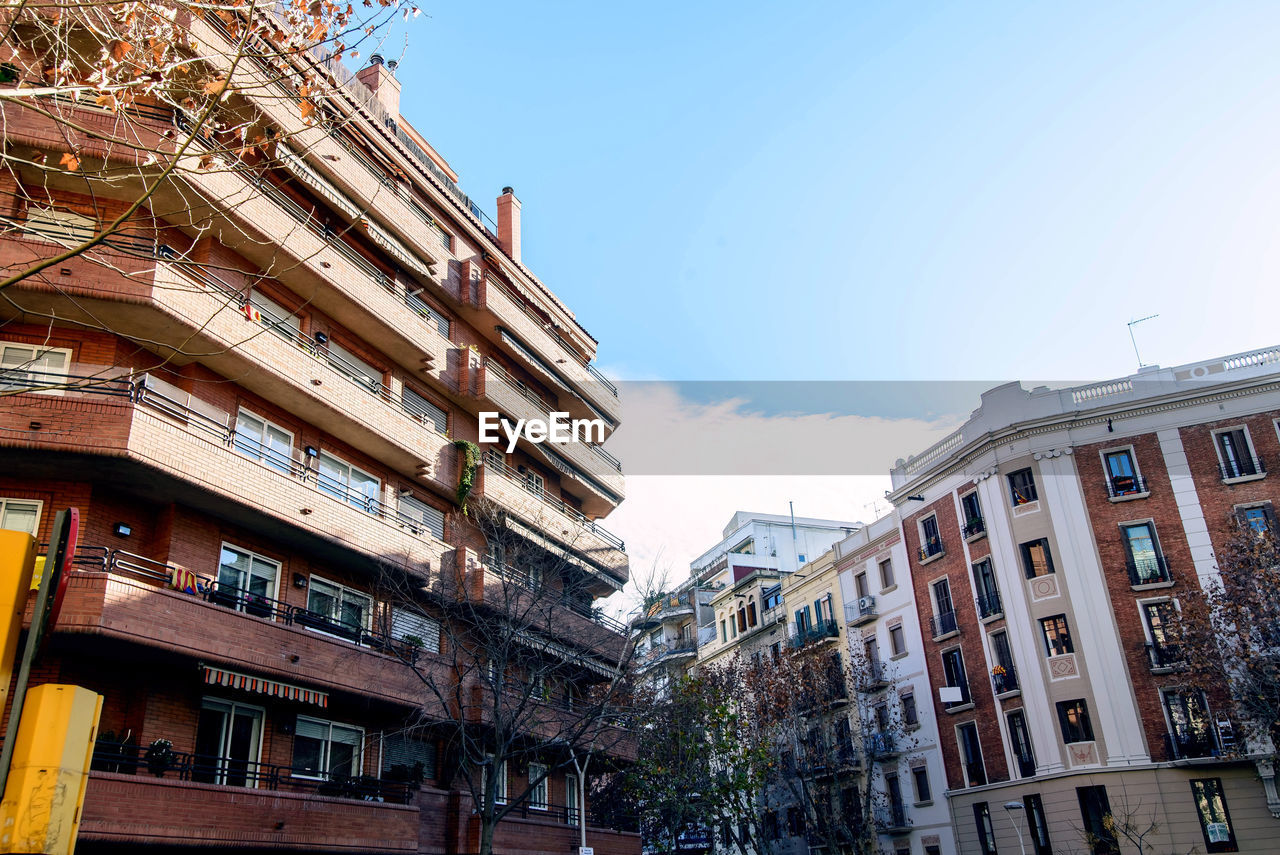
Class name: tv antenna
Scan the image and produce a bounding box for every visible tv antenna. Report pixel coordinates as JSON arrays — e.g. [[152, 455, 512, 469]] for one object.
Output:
[[1128, 314, 1159, 369]]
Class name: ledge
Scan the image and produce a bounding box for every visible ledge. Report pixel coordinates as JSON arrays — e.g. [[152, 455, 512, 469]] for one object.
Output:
[[1222, 472, 1267, 486], [943, 702, 975, 715], [1108, 491, 1151, 503], [964, 530, 987, 544], [1130, 580, 1175, 592], [918, 550, 946, 567]]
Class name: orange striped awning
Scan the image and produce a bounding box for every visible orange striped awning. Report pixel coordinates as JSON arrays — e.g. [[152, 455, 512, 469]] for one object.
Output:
[[202, 666, 328, 708]]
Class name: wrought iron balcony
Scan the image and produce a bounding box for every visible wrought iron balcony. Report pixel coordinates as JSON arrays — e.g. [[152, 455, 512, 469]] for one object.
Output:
[[990, 665, 1019, 696], [1127, 554, 1172, 586], [864, 731, 901, 757], [1015, 751, 1036, 778], [1106, 474, 1148, 498], [874, 804, 911, 834], [929, 610, 958, 639], [1165, 729, 1219, 761], [1220, 456, 1266, 480], [789, 619, 841, 649], [845, 596, 877, 626], [858, 660, 890, 693], [917, 539, 945, 562], [1146, 642, 1186, 672], [962, 516, 986, 538], [976, 591, 1003, 620]]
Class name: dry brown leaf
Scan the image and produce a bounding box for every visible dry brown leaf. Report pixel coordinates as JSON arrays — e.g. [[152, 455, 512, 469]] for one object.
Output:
[[110, 40, 133, 62], [59, 152, 80, 171]]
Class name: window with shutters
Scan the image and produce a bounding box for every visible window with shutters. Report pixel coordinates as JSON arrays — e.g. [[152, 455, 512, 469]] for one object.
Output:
[[23, 207, 95, 246], [405, 292, 451, 338], [248, 291, 301, 340], [0, 498, 41, 535], [0, 341, 71, 393], [398, 493, 445, 540], [392, 607, 441, 653], [233, 410, 294, 474], [382, 733, 436, 782], [292, 716, 363, 779], [1020, 538, 1056, 578], [401, 386, 448, 434], [326, 340, 383, 392], [1214, 427, 1263, 480]]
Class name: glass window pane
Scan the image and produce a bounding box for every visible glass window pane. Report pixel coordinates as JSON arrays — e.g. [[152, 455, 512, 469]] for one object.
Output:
[[1, 501, 39, 534]]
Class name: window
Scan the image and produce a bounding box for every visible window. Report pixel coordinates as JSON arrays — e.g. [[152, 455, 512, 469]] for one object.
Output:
[[1019, 539, 1055, 578], [763, 585, 782, 610], [942, 648, 970, 705], [405, 291, 451, 338], [1077, 786, 1118, 855], [1122, 522, 1167, 584], [1040, 614, 1074, 656], [879, 557, 895, 589], [889, 624, 906, 656], [932, 579, 957, 636], [961, 492, 984, 536], [973, 559, 1001, 617], [1008, 709, 1036, 777], [24, 206, 95, 246], [193, 698, 264, 787], [1057, 699, 1095, 743], [528, 762, 548, 809], [306, 576, 372, 637], [1143, 600, 1180, 666], [326, 340, 382, 392], [1191, 778, 1238, 852], [1216, 428, 1260, 479], [317, 451, 380, 512], [794, 604, 812, 633], [855, 571, 869, 599], [1104, 449, 1142, 496], [216, 544, 279, 615], [525, 470, 545, 496], [0, 498, 41, 535], [233, 410, 294, 474], [1237, 503, 1277, 536], [566, 773, 579, 824], [402, 386, 448, 434], [381, 733, 437, 782], [248, 290, 300, 340], [920, 515, 942, 557], [293, 716, 363, 779], [1008, 467, 1038, 506], [1024, 794, 1052, 855], [746, 600, 758, 626], [974, 802, 997, 855], [1164, 690, 1216, 759], [720, 620, 727, 643], [912, 765, 931, 803], [958, 722, 985, 786], [399, 493, 446, 540], [901, 692, 919, 728], [0, 341, 71, 392], [484, 755, 507, 803]]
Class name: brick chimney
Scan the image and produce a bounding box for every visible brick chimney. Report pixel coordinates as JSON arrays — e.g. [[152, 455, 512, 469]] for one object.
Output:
[[355, 54, 402, 118], [496, 187, 521, 263]]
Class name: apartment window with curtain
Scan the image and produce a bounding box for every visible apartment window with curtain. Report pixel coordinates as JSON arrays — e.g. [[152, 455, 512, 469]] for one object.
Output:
[[1008, 467, 1038, 506], [1020, 538, 1056, 578]]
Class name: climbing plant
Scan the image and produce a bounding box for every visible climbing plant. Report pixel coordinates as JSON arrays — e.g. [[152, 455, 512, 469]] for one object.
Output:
[[453, 439, 481, 514]]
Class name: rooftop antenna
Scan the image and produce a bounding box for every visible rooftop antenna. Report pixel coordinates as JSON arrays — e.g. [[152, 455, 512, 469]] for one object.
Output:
[[864, 498, 888, 518], [1128, 314, 1159, 369]]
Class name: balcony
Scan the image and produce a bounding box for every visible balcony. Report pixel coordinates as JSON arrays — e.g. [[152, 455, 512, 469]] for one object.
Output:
[[55, 553, 453, 709], [942, 681, 972, 712], [1106, 474, 1150, 500], [864, 731, 902, 758], [874, 804, 911, 835], [80, 769, 419, 852], [1165, 729, 1221, 762], [0, 376, 449, 571], [858, 660, 891, 693], [929, 611, 959, 641], [1146, 642, 1186, 673], [845, 596, 878, 626], [631, 590, 696, 631], [477, 458, 628, 589], [640, 635, 699, 668], [990, 665, 1020, 699], [481, 359, 624, 505], [975, 591, 1003, 621], [962, 516, 986, 541], [789, 619, 841, 649], [1015, 751, 1036, 778], [917, 539, 945, 564], [963, 760, 987, 787], [1127, 555, 1173, 588], [1220, 455, 1267, 482]]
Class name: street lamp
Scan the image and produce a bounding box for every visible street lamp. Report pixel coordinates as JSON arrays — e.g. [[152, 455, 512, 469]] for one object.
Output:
[[1003, 801, 1027, 855]]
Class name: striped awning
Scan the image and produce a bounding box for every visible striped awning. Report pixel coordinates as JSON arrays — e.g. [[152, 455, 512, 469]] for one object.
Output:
[[202, 666, 328, 708]]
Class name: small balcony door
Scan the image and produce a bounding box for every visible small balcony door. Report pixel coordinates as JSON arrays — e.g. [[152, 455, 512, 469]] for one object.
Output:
[[194, 698, 264, 787]]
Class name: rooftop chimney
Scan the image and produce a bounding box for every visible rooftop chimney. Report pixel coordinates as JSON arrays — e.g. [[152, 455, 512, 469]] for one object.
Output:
[[355, 55, 402, 118], [496, 187, 521, 263]]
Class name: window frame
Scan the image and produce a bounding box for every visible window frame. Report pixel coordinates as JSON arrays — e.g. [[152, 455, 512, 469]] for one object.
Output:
[[216, 543, 282, 613], [1057, 699, 1095, 744], [957, 721, 986, 786], [1040, 614, 1075, 657], [316, 450, 382, 512], [1213, 426, 1262, 481], [1008, 467, 1039, 507], [528, 762, 549, 810], [879, 557, 896, 590], [0, 340, 72, 395], [291, 715, 364, 780], [1101, 446, 1145, 497], [889, 624, 907, 657], [974, 801, 997, 855], [1019, 538, 1056, 579], [305, 574, 374, 637], [1024, 793, 1053, 855], [0, 497, 43, 535], [1190, 777, 1239, 853], [911, 764, 932, 804], [233, 408, 295, 474]]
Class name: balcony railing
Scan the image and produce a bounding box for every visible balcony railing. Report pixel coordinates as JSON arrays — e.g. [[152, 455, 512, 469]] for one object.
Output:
[[917, 539, 944, 562], [864, 731, 901, 757], [483, 455, 625, 551], [964, 760, 987, 787], [89, 741, 414, 804], [943, 681, 972, 710], [484, 561, 628, 634], [789, 619, 840, 649], [975, 591, 1003, 620], [1015, 751, 1036, 778], [1146, 642, 1185, 671], [929, 611, 958, 639], [962, 516, 986, 538], [1165, 729, 1220, 761], [874, 805, 911, 833], [845, 596, 877, 626], [1127, 555, 1172, 586], [1106, 474, 1148, 498], [990, 666, 1019, 696], [1220, 456, 1266, 480]]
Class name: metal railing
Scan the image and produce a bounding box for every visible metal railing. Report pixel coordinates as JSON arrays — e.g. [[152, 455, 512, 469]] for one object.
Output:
[[917, 539, 944, 561], [1220, 456, 1266, 480], [874, 805, 911, 832], [1106, 474, 1148, 498], [789, 619, 840, 649], [89, 741, 413, 804], [1146, 642, 1185, 671], [1127, 555, 1171, 586], [930, 611, 958, 638], [975, 591, 1003, 620], [1015, 751, 1036, 778], [990, 666, 1019, 696], [483, 561, 628, 635], [858, 660, 890, 693], [864, 731, 900, 757], [1165, 729, 1219, 761], [963, 760, 987, 787], [482, 455, 625, 551], [962, 516, 986, 538], [845, 597, 877, 625]]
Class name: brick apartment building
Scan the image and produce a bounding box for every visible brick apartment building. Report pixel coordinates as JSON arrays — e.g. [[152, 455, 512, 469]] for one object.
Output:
[[0, 14, 636, 855], [888, 348, 1280, 854]]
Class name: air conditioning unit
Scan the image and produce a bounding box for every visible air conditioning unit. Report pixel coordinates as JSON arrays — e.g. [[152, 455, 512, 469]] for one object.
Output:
[[859, 596, 874, 611]]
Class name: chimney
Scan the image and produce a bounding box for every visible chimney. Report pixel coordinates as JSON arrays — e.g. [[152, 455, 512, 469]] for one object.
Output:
[[355, 54, 402, 118], [496, 187, 521, 263]]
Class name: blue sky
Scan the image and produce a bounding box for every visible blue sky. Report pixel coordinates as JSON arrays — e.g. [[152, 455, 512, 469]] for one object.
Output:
[[397, 2, 1280, 594]]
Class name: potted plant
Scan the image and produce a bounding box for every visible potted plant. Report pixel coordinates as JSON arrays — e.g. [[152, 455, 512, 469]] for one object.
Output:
[[145, 738, 175, 777]]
